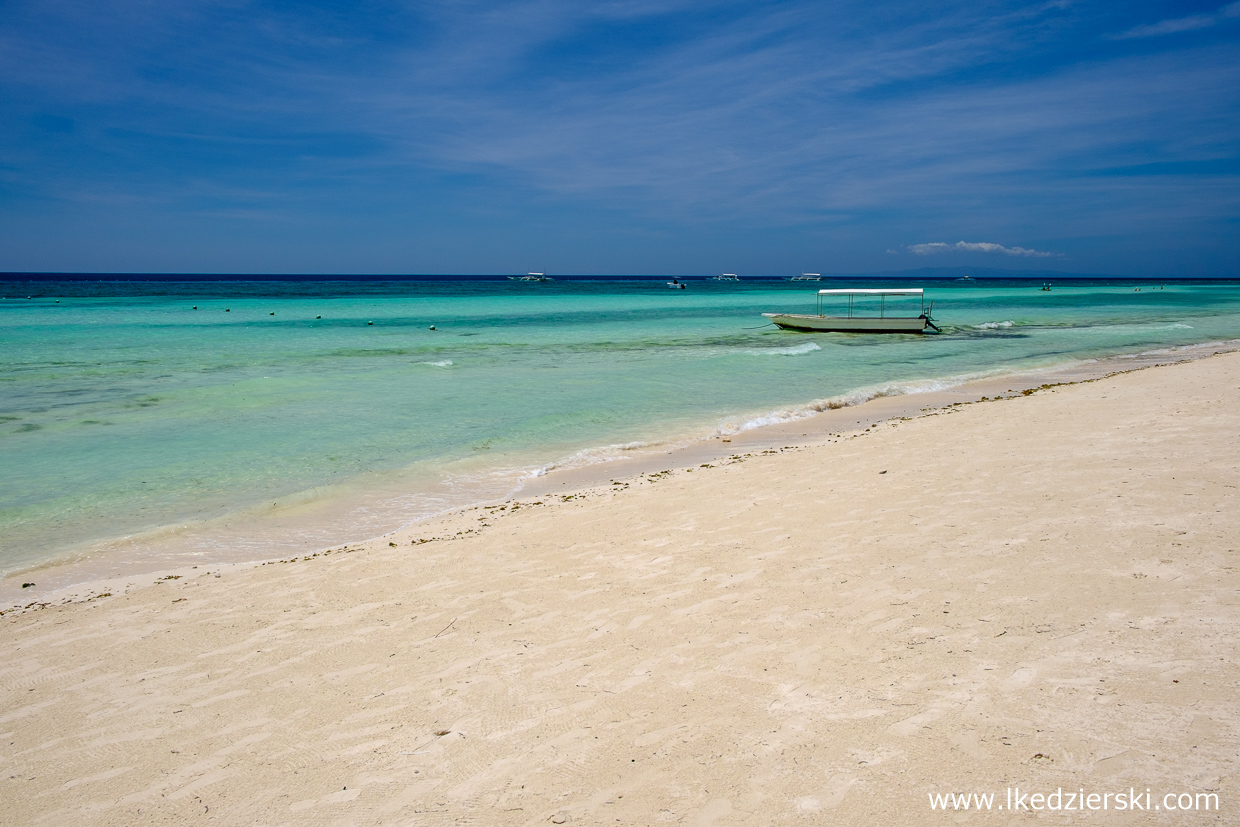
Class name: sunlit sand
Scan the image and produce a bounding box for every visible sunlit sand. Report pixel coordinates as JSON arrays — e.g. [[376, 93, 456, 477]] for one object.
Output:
[[3, 352, 1237, 824]]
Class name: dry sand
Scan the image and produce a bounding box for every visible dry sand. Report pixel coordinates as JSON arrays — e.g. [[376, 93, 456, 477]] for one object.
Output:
[[2, 352, 1237, 825]]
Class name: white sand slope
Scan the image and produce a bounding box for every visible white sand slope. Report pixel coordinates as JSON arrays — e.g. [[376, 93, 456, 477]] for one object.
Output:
[[2, 353, 1238, 825]]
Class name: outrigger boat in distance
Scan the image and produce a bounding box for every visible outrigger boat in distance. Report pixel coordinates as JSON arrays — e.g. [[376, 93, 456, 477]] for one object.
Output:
[[763, 288, 940, 333], [710, 273, 740, 281], [510, 272, 554, 282], [787, 273, 821, 281]]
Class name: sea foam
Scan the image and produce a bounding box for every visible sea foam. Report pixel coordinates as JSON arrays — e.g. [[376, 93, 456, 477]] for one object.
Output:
[[713, 372, 1005, 435], [527, 441, 652, 478], [742, 342, 822, 356]]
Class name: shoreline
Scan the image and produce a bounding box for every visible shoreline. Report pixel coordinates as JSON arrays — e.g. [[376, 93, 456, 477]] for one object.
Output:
[[4, 347, 1237, 824], [4, 336, 1236, 611]]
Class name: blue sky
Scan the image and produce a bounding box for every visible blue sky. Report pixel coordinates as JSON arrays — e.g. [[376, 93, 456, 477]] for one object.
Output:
[[1, 1, 1238, 275]]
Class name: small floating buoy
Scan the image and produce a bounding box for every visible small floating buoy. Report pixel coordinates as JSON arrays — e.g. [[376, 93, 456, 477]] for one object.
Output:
[[192, 306, 197, 309], [429, 325, 436, 331], [225, 309, 230, 312], [316, 315, 321, 319], [270, 311, 275, 315], [368, 321, 374, 326]]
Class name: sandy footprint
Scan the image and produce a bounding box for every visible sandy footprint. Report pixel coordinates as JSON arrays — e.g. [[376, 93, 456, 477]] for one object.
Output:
[[695, 797, 733, 826], [943, 733, 990, 767], [886, 707, 944, 736], [1001, 666, 1037, 691]]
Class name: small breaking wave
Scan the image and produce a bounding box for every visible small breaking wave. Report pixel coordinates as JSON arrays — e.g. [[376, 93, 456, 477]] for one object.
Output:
[[974, 320, 1015, 330], [742, 342, 822, 356], [417, 359, 453, 367], [712, 372, 1004, 435], [1114, 338, 1235, 360], [527, 440, 652, 477]]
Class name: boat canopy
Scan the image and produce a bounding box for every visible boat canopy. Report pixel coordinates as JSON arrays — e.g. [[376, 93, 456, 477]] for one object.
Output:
[[817, 288, 922, 296]]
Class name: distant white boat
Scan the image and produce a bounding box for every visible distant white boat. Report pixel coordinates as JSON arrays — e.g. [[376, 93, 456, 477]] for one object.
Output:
[[510, 272, 554, 282], [667, 278, 686, 289], [764, 288, 940, 333], [710, 273, 740, 281], [787, 273, 821, 281]]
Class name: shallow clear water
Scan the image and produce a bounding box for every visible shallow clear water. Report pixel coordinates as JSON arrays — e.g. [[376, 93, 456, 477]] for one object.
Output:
[[3, 276, 1239, 575]]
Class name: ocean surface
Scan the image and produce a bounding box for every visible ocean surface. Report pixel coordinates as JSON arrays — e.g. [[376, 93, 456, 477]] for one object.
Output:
[[4, 275, 1240, 580]]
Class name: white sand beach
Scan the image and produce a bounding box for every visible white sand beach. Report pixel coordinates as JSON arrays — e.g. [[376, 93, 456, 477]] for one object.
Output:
[[3, 352, 1237, 825]]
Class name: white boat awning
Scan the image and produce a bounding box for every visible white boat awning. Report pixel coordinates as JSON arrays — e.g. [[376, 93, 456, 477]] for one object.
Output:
[[818, 288, 923, 295]]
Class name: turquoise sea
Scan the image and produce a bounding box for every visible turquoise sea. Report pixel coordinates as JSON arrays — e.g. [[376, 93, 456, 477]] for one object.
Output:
[[3, 275, 1240, 580]]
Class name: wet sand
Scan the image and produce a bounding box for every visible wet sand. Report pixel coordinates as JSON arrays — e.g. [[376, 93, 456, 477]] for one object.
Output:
[[2, 351, 1237, 825]]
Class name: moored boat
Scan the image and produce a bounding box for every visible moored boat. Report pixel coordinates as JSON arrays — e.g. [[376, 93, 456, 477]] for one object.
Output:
[[763, 288, 939, 333]]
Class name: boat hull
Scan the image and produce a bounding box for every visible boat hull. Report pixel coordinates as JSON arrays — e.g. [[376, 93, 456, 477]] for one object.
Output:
[[762, 313, 931, 333]]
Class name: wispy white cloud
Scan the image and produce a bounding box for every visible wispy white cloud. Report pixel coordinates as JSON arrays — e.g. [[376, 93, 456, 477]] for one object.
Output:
[[367, 6, 1240, 237], [1114, 1, 1240, 39], [2, 0, 1239, 274], [908, 241, 1057, 257]]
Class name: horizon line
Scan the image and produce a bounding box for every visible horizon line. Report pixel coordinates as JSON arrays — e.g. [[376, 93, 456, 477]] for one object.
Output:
[[4, 269, 1235, 281]]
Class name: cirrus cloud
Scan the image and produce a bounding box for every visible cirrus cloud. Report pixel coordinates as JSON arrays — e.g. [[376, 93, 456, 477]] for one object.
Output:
[[907, 241, 1057, 257], [1114, 1, 1240, 39]]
